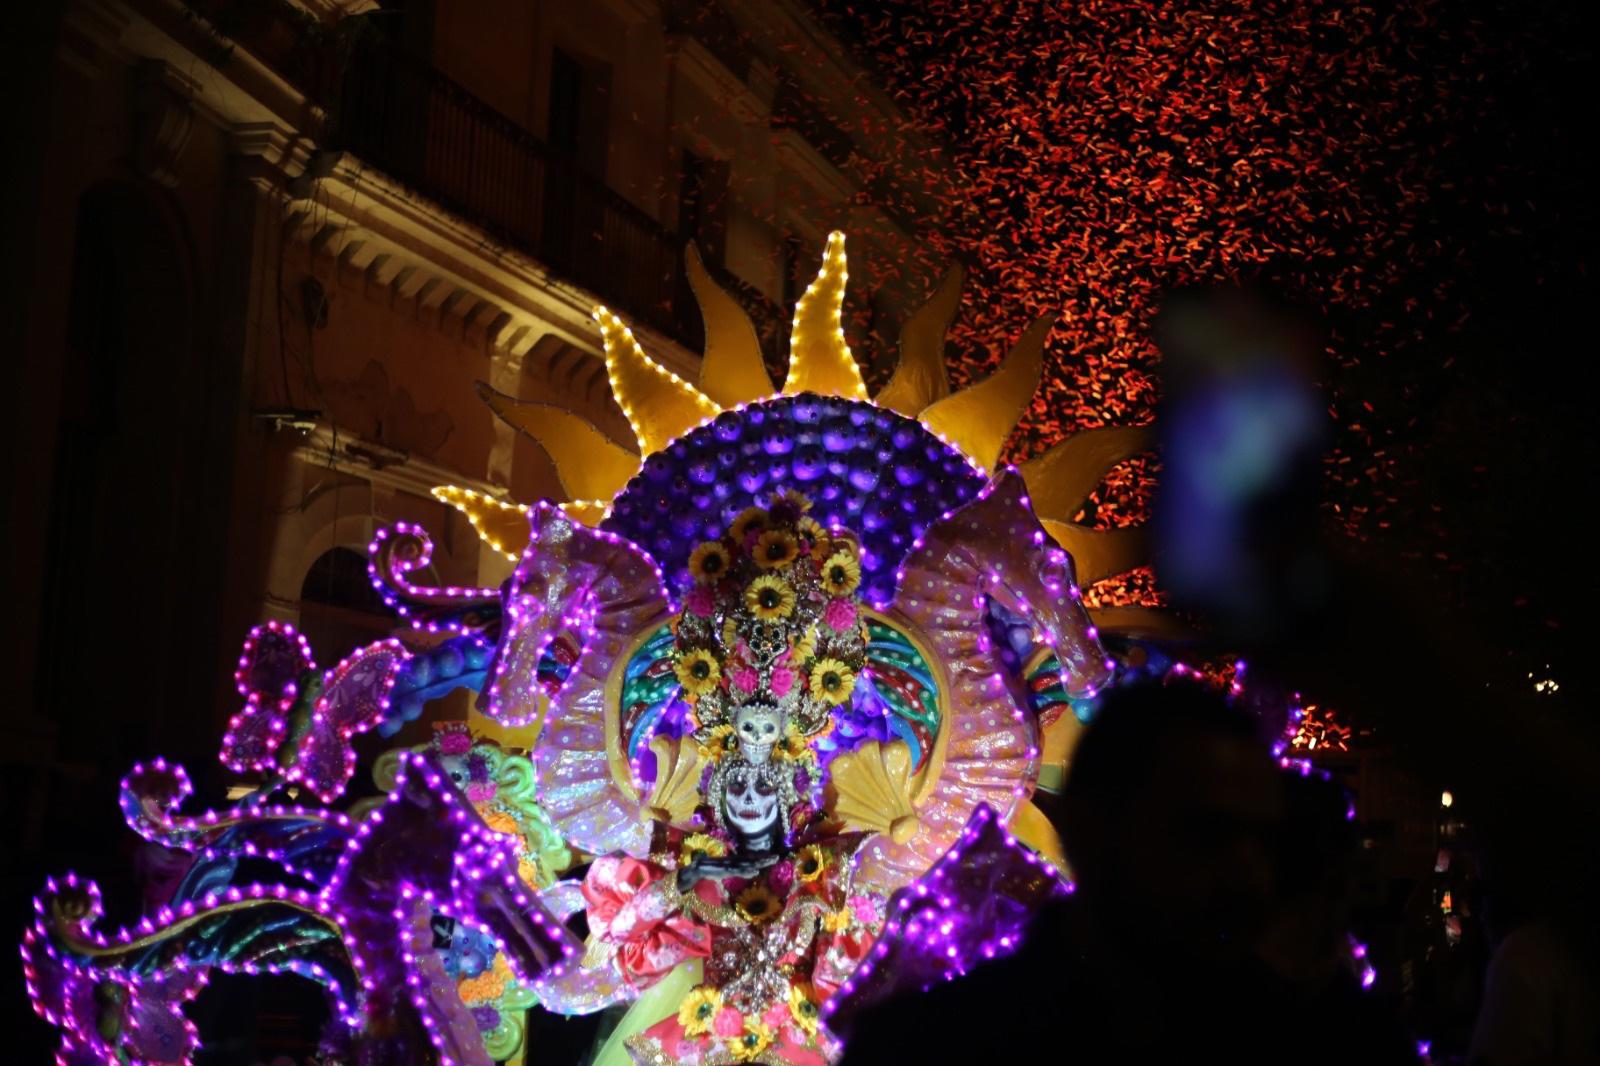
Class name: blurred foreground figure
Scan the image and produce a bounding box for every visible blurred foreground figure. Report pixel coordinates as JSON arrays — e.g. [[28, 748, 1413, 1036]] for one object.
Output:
[[839, 684, 1414, 1063], [1153, 287, 1327, 649]]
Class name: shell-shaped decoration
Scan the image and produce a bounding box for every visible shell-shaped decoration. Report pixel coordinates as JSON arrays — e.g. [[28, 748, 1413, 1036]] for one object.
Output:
[[782, 232, 869, 400], [875, 262, 962, 416], [475, 382, 641, 501], [826, 739, 921, 845], [594, 306, 722, 455], [919, 313, 1052, 472], [645, 735, 708, 826], [433, 485, 531, 561], [686, 243, 773, 407]]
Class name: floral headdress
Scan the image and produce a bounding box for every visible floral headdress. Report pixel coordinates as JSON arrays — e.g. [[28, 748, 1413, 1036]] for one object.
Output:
[[674, 489, 868, 766]]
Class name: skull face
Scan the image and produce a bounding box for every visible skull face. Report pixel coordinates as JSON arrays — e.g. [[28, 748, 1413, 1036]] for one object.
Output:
[[733, 703, 783, 764], [724, 767, 779, 840]]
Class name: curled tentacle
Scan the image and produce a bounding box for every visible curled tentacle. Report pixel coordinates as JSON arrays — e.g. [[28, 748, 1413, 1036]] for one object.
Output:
[[368, 522, 502, 635]]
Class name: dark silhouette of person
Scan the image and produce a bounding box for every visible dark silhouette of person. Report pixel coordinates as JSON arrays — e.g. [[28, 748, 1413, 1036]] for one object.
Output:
[[838, 683, 1415, 1063]]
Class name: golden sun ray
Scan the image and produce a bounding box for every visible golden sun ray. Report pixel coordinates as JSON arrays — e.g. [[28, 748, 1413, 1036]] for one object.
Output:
[[432, 486, 530, 561], [685, 243, 773, 407], [594, 305, 722, 455], [474, 382, 640, 501], [875, 262, 963, 416], [1039, 519, 1146, 588], [1019, 424, 1154, 525], [782, 231, 870, 400], [918, 312, 1053, 472]]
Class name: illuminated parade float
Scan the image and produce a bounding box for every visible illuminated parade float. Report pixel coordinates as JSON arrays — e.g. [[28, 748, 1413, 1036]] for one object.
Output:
[[24, 235, 1173, 1065]]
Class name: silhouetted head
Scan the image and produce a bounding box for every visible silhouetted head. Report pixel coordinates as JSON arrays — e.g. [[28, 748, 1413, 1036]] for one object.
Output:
[[1056, 682, 1284, 967]]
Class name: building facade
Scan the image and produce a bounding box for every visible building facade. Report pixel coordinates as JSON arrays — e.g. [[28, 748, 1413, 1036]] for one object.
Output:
[[2, 0, 950, 1049]]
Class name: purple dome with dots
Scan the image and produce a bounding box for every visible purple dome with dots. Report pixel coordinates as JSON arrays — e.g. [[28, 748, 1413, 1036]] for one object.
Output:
[[600, 393, 988, 606]]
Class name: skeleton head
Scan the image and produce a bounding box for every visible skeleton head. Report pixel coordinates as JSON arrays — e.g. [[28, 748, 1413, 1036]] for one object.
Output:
[[722, 762, 780, 840], [733, 703, 783, 764]]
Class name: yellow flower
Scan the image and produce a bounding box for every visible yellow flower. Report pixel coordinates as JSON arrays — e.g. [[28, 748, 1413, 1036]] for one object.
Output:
[[728, 1020, 773, 1062], [734, 883, 780, 925], [678, 985, 723, 1037], [482, 810, 519, 836], [774, 727, 813, 764], [794, 844, 828, 883], [688, 542, 732, 585], [745, 575, 796, 621], [754, 529, 799, 570], [696, 724, 737, 761], [730, 506, 768, 543], [679, 833, 728, 867], [457, 954, 512, 1004], [821, 907, 852, 933], [675, 649, 722, 697], [797, 515, 827, 549], [809, 658, 856, 705], [721, 617, 738, 647], [788, 981, 822, 1036], [821, 551, 861, 596], [774, 488, 813, 514], [790, 626, 818, 664]]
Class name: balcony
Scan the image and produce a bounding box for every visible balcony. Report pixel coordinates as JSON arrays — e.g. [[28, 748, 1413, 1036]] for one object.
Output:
[[330, 35, 785, 359]]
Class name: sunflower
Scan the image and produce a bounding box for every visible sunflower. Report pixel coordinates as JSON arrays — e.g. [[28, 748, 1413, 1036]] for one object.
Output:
[[774, 726, 813, 764], [820, 551, 861, 596], [696, 724, 738, 761], [788, 982, 822, 1036], [820, 907, 852, 933], [728, 1020, 773, 1062], [729, 506, 768, 543], [809, 658, 856, 705], [680, 833, 729, 867], [688, 542, 732, 585], [774, 487, 813, 514], [677, 985, 723, 1037], [790, 626, 818, 664], [675, 649, 722, 697], [754, 529, 800, 570], [794, 844, 828, 883], [797, 515, 827, 548], [734, 883, 780, 925], [745, 575, 796, 621]]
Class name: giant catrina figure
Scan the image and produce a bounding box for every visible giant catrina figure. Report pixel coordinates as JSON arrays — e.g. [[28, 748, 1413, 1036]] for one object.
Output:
[[23, 233, 1160, 1065]]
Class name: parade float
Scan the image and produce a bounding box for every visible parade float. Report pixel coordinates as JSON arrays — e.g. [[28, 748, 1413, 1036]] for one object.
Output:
[[23, 233, 1182, 1065]]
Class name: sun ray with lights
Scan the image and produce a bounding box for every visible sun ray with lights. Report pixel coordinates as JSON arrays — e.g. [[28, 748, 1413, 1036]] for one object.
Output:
[[436, 233, 1159, 634]]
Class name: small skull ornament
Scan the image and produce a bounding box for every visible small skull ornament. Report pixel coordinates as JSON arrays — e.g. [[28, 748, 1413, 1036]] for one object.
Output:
[[732, 703, 783, 764]]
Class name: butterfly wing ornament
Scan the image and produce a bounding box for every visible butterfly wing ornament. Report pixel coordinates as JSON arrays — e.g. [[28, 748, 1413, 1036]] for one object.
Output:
[[220, 621, 315, 776]]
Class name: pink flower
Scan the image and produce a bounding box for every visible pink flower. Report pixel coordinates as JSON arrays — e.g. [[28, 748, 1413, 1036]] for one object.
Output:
[[685, 585, 715, 616], [712, 1005, 744, 1038], [731, 668, 759, 695], [762, 999, 791, 1029], [823, 598, 857, 631], [438, 732, 472, 756], [466, 783, 497, 804], [770, 666, 795, 697], [849, 895, 879, 927]]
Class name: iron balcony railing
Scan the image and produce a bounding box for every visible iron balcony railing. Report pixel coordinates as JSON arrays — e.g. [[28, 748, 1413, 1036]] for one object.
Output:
[[331, 37, 784, 357]]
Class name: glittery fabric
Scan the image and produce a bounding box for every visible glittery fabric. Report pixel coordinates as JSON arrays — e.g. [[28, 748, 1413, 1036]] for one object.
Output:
[[531, 881, 636, 1015], [505, 504, 673, 858], [856, 470, 1107, 893], [583, 857, 712, 987]]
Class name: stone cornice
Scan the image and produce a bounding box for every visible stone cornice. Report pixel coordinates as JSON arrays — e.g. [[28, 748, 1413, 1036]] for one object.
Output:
[[773, 128, 854, 205], [289, 425, 501, 501]]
